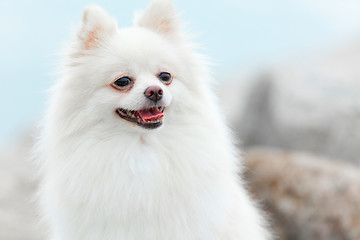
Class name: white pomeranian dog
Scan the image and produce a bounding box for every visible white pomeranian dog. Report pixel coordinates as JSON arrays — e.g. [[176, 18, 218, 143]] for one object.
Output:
[[36, 0, 271, 239]]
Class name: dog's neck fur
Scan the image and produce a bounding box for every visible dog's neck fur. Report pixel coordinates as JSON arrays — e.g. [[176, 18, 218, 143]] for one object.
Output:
[[40, 114, 239, 240]]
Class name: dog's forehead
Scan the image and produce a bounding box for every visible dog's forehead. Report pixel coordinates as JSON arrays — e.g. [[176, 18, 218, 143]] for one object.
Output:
[[109, 28, 180, 72], [116, 28, 172, 53]]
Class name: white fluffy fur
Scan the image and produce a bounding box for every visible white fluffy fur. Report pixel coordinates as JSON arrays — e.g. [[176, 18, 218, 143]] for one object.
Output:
[[36, 0, 271, 239]]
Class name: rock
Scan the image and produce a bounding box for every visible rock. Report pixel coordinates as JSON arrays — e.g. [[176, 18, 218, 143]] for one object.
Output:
[[219, 42, 360, 164], [244, 148, 360, 240], [0, 135, 44, 240]]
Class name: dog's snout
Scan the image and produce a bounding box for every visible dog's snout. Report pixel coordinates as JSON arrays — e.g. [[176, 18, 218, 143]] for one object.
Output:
[[144, 86, 163, 102]]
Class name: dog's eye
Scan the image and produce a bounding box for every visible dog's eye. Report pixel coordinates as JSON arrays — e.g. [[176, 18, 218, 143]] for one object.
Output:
[[112, 77, 132, 89], [158, 72, 172, 84]]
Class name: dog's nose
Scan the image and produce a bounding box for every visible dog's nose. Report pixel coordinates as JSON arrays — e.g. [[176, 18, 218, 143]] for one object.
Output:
[[144, 86, 163, 102]]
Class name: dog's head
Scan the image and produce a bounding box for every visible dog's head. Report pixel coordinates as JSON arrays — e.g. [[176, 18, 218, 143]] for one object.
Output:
[[61, 0, 207, 134]]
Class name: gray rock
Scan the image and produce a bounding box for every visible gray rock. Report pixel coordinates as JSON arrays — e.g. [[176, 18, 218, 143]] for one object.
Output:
[[0, 135, 44, 240], [220, 42, 360, 164]]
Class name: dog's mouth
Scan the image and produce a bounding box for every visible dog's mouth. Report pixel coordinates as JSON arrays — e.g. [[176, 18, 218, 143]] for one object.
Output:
[[116, 106, 165, 129]]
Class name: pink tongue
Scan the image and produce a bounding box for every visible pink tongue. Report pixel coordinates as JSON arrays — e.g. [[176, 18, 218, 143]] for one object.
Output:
[[138, 108, 164, 121]]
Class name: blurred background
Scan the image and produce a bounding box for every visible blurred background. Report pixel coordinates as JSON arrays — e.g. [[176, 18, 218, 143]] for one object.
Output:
[[1, 0, 360, 239]]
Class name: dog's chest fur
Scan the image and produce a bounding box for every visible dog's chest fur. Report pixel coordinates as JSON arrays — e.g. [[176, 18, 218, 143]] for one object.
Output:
[[45, 127, 236, 240]]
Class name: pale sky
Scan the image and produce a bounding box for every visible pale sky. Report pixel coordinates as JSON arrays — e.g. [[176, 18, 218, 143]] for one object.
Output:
[[1, 0, 360, 146]]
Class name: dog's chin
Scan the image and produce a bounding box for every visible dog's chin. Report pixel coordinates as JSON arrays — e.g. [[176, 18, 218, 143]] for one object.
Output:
[[116, 106, 165, 130]]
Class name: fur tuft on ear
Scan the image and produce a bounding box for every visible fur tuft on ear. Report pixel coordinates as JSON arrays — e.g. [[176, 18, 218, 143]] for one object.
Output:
[[134, 0, 180, 38], [78, 5, 117, 50]]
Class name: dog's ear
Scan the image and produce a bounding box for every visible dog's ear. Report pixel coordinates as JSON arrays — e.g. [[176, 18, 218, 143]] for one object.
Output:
[[78, 5, 117, 50], [134, 0, 180, 38]]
